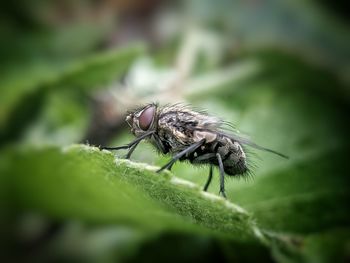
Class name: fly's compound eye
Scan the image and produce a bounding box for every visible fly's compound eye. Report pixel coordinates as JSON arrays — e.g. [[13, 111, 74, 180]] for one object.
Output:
[[138, 105, 155, 131]]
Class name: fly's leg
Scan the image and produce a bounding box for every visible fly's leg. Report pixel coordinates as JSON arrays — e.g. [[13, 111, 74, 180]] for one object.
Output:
[[216, 153, 227, 198], [152, 133, 167, 154], [100, 131, 154, 159], [203, 166, 213, 192], [190, 153, 216, 191], [191, 153, 216, 192], [167, 163, 174, 171], [125, 140, 140, 159], [157, 139, 205, 173]]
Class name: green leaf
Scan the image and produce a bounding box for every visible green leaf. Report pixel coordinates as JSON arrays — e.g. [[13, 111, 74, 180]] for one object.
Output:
[[0, 144, 278, 261], [1, 144, 263, 239]]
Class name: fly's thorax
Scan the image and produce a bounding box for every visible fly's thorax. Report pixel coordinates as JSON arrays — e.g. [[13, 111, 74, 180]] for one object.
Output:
[[157, 112, 192, 147], [157, 106, 220, 146], [126, 103, 158, 137]]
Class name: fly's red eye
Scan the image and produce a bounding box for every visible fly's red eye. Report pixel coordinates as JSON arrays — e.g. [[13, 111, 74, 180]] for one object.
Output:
[[139, 106, 155, 130]]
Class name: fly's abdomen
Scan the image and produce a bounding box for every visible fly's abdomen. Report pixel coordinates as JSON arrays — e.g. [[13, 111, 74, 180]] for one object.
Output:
[[217, 137, 248, 176]]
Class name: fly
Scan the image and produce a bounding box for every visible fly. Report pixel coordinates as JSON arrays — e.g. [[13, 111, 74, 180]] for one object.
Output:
[[100, 103, 288, 198]]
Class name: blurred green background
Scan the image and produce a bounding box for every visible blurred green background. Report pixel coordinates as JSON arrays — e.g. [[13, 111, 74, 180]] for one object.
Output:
[[1, 0, 349, 262]]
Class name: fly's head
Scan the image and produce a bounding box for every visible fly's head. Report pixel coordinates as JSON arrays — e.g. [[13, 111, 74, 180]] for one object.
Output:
[[125, 103, 158, 137]]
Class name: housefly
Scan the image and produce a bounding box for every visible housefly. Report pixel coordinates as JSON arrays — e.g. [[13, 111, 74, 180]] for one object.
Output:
[[101, 103, 287, 198]]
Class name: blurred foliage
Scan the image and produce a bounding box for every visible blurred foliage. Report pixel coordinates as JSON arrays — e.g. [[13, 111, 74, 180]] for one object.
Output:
[[0, 45, 144, 146], [1, 0, 350, 262]]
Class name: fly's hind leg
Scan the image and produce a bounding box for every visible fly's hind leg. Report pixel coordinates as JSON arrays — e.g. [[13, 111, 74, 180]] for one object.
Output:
[[216, 153, 227, 198], [191, 153, 216, 192], [203, 166, 213, 192]]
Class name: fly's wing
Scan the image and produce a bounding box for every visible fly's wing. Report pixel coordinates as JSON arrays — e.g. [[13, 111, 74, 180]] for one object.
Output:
[[194, 123, 289, 158], [193, 113, 288, 159], [199, 115, 289, 159], [219, 131, 289, 159]]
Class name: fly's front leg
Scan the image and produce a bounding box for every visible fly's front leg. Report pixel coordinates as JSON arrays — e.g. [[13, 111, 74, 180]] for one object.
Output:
[[152, 133, 167, 154], [157, 139, 205, 173], [216, 153, 227, 198], [125, 140, 140, 159], [100, 131, 154, 159]]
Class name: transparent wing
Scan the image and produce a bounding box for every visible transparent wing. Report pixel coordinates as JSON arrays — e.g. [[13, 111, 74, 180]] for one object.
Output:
[[220, 131, 289, 159]]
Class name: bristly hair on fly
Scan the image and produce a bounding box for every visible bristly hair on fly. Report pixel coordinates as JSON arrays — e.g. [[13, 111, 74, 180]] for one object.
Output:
[[101, 103, 288, 198]]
